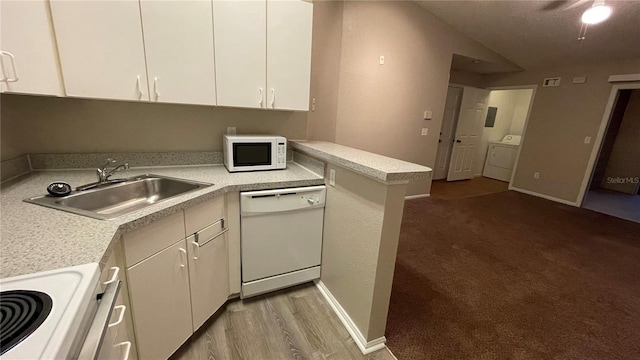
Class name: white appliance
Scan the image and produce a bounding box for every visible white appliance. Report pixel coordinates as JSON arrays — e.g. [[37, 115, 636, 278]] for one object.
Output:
[[240, 185, 326, 298], [483, 134, 522, 182], [0, 263, 129, 360], [223, 135, 287, 172]]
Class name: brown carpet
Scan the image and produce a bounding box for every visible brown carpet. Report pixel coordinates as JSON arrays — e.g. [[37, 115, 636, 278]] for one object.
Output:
[[386, 190, 640, 359], [430, 177, 509, 200]]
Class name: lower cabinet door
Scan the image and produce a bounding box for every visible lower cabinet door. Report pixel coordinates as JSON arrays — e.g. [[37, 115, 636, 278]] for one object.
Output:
[[127, 239, 192, 360], [187, 232, 229, 330]]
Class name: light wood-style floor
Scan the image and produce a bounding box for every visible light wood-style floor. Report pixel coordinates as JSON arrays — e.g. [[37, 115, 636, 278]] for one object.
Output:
[[170, 283, 396, 360]]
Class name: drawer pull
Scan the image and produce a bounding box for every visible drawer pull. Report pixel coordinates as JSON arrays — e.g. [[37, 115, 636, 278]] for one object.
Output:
[[196, 228, 228, 247], [108, 305, 126, 328], [103, 267, 120, 285], [115, 341, 131, 360]]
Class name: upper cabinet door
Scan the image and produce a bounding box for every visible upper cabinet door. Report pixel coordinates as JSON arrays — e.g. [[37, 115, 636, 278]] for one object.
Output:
[[0, 0, 64, 96], [139, 0, 216, 106], [49, 0, 149, 101], [266, 0, 313, 111], [213, 0, 266, 109]]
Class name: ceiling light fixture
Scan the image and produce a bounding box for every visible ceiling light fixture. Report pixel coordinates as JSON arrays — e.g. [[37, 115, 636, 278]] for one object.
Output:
[[581, 0, 612, 24]]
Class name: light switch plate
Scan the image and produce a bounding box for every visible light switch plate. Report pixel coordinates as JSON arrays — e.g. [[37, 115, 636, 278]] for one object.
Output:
[[227, 127, 236, 135], [423, 110, 432, 120], [379, 55, 385, 65], [421, 128, 428, 136], [534, 172, 540, 179], [584, 136, 591, 144]]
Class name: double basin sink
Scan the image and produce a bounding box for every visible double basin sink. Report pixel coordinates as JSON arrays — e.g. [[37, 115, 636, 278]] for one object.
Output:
[[25, 174, 212, 220]]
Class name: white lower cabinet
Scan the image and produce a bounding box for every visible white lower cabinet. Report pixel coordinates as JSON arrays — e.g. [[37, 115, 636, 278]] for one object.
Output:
[[124, 195, 233, 359], [187, 230, 229, 331], [127, 239, 193, 360]]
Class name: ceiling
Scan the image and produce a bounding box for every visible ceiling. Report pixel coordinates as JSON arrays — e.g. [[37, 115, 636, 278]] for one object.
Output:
[[415, 0, 640, 72]]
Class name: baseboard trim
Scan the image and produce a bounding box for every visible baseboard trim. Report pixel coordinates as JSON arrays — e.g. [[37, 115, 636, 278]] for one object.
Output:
[[404, 193, 430, 200], [315, 280, 387, 355], [509, 186, 578, 207]]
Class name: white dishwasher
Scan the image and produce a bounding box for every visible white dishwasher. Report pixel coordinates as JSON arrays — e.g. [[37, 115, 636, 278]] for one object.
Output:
[[240, 185, 326, 298]]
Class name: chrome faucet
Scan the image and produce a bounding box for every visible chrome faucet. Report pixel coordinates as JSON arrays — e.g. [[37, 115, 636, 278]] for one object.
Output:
[[76, 159, 130, 191], [97, 158, 130, 183]]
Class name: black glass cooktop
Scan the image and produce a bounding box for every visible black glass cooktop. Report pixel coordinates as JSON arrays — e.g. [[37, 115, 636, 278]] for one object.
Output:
[[0, 290, 53, 355]]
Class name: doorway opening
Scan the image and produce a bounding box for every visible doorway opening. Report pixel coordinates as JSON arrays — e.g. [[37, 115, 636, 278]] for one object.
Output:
[[581, 87, 640, 223], [432, 84, 535, 199]]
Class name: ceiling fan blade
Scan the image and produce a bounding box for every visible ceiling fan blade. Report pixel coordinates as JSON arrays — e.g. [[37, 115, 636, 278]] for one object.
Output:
[[539, 0, 591, 12], [540, 0, 570, 11], [564, 0, 592, 10]]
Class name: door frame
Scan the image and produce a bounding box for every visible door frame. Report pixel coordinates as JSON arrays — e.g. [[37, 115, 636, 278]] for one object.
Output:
[[577, 82, 640, 207], [433, 84, 464, 180], [485, 84, 538, 189]]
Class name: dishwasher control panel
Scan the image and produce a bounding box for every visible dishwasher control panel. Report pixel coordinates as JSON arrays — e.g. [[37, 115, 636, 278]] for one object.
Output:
[[240, 185, 326, 215]]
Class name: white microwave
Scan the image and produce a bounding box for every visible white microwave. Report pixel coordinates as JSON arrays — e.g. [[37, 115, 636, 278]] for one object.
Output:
[[223, 135, 287, 172]]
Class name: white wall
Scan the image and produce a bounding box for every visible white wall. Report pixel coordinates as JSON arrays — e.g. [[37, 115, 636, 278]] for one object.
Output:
[[484, 59, 640, 203], [308, 1, 518, 196], [510, 90, 533, 135]]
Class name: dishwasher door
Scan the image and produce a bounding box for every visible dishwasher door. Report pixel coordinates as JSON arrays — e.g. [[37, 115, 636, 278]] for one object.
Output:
[[240, 185, 325, 297]]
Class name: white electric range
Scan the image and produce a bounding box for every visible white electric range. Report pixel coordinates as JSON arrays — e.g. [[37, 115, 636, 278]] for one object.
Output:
[[0, 263, 120, 359]]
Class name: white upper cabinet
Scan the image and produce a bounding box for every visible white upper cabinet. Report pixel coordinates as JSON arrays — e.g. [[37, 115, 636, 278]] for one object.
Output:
[[139, 0, 216, 106], [213, 0, 266, 109], [214, 0, 313, 111], [0, 0, 64, 96], [266, 0, 313, 111], [49, 0, 149, 101]]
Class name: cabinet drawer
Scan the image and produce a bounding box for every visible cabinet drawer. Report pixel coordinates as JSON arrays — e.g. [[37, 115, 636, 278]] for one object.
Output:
[[185, 196, 224, 235], [123, 212, 185, 266]]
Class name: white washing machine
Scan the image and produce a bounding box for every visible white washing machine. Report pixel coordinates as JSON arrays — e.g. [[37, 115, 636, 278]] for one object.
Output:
[[483, 135, 521, 182]]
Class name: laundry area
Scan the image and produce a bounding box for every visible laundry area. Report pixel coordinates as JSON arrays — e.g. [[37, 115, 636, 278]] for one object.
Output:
[[433, 85, 534, 190]]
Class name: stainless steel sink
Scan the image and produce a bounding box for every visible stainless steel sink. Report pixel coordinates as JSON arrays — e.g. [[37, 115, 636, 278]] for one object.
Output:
[[25, 174, 212, 220]]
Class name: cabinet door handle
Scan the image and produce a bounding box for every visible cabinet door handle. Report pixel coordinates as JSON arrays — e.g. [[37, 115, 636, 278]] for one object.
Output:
[[191, 240, 200, 260], [115, 341, 132, 360], [136, 76, 144, 100], [0, 51, 19, 82], [108, 305, 126, 328], [259, 87, 264, 107], [153, 77, 159, 101], [270, 88, 275, 108], [103, 267, 120, 285], [179, 248, 187, 268]]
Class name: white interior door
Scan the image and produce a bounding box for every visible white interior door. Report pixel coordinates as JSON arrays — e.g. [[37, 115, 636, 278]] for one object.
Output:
[[213, 0, 266, 109], [434, 86, 463, 180], [447, 86, 490, 181], [140, 0, 216, 105], [266, 0, 313, 111]]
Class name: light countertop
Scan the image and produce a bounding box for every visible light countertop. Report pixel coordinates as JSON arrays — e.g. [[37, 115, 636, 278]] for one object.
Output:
[[1, 142, 433, 279], [290, 141, 432, 182], [0, 163, 323, 278]]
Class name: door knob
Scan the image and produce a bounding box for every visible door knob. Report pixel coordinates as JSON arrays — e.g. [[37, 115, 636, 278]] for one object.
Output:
[[455, 140, 462, 143], [438, 140, 442, 143]]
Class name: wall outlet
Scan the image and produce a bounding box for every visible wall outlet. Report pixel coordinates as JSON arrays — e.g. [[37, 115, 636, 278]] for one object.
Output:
[[584, 136, 591, 144], [311, 98, 316, 112], [421, 128, 428, 136], [329, 169, 336, 186], [227, 127, 236, 135], [534, 172, 540, 179]]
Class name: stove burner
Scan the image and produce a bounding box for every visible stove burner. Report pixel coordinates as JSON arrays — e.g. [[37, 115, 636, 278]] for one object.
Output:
[[0, 290, 53, 355]]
